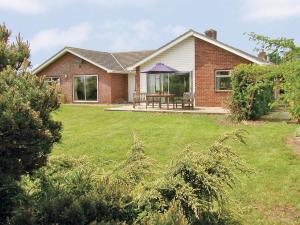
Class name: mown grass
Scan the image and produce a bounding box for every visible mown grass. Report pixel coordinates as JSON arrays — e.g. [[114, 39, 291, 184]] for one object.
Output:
[[52, 105, 300, 225]]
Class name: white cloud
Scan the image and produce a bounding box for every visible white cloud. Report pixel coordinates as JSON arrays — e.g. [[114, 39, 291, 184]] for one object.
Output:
[[94, 20, 187, 51], [0, 0, 45, 14], [243, 0, 300, 21], [30, 23, 92, 53], [164, 25, 187, 37], [86, 0, 158, 7], [0, 0, 158, 14], [30, 19, 186, 56]]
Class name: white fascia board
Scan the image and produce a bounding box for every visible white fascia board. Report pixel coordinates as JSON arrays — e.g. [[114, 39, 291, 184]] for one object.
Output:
[[127, 30, 269, 71], [32, 48, 123, 74], [32, 48, 68, 74], [67, 49, 112, 72], [127, 30, 195, 70], [192, 33, 269, 65]]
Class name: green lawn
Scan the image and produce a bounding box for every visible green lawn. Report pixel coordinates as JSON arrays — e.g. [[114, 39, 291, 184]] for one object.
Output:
[[52, 105, 300, 225]]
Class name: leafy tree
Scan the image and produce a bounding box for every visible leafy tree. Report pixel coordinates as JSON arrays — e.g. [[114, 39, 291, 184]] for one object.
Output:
[[247, 32, 300, 122], [248, 32, 300, 64], [273, 62, 300, 122], [0, 67, 62, 179], [0, 23, 30, 71], [0, 23, 61, 223]]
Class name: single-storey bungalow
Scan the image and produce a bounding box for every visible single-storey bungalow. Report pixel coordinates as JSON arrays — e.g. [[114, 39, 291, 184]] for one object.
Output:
[[33, 29, 269, 107]]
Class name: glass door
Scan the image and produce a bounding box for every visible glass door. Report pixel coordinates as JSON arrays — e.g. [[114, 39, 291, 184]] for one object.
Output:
[[73, 75, 98, 102], [147, 74, 168, 94], [147, 72, 191, 97], [169, 73, 190, 97]]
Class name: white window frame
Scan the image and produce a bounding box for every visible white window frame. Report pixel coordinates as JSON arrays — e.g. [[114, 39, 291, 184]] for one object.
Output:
[[215, 70, 232, 92], [45, 76, 60, 86], [73, 75, 99, 103]]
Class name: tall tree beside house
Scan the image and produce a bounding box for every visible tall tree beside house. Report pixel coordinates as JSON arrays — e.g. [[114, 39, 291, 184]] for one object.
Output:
[[248, 33, 300, 122], [248, 32, 300, 64], [0, 24, 62, 223], [0, 23, 30, 71]]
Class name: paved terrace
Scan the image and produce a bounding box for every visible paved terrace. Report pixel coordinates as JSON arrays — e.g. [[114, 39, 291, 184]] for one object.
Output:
[[105, 104, 229, 115]]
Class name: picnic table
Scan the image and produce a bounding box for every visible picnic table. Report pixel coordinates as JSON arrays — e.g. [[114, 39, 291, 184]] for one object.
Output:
[[146, 93, 175, 109]]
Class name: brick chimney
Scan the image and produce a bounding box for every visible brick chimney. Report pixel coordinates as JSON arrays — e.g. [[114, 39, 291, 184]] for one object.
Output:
[[205, 29, 217, 40], [258, 51, 267, 61]]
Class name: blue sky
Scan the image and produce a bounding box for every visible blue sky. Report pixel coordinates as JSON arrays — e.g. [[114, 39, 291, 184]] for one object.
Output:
[[0, 0, 299, 67]]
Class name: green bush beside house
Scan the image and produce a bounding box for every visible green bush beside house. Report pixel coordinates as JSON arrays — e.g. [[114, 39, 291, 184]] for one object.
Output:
[[228, 64, 274, 121]]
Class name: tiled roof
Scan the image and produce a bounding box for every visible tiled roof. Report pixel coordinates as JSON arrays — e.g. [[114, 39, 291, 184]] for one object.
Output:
[[112, 50, 155, 69], [67, 47, 155, 72], [33, 28, 269, 75]]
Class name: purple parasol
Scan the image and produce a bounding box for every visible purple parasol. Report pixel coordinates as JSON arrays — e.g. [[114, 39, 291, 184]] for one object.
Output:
[[141, 63, 178, 74]]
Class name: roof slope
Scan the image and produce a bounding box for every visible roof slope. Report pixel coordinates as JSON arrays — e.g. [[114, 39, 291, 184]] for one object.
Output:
[[33, 47, 155, 74], [33, 29, 269, 74], [112, 50, 155, 69], [68, 47, 123, 71], [128, 29, 270, 69], [67, 47, 155, 71]]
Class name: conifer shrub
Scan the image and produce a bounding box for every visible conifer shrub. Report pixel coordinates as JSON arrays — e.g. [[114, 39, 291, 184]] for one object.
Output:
[[137, 130, 250, 224], [10, 131, 250, 225]]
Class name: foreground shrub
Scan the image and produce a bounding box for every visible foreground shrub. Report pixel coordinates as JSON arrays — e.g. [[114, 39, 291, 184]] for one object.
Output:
[[142, 202, 188, 225], [137, 130, 250, 224], [0, 67, 62, 180], [0, 24, 62, 223], [9, 156, 138, 225], [228, 64, 274, 121], [10, 131, 250, 224], [111, 134, 155, 187], [0, 176, 23, 224], [0, 67, 61, 223]]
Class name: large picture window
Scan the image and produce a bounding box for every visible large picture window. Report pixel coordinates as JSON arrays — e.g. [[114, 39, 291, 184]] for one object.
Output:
[[147, 72, 191, 97], [73, 75, 98, 102], [215, 70, 231, 91]]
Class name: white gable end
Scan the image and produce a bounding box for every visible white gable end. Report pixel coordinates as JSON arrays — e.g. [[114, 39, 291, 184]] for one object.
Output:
[[139, 36, 195, 93]]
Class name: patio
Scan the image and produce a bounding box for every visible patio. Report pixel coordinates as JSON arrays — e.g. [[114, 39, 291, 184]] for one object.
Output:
[[107, 63, 228, 115], [106, 104, 229, 115]]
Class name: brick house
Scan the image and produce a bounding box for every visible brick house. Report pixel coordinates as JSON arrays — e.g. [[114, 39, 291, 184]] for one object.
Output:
[[33, 29, 268, 107]]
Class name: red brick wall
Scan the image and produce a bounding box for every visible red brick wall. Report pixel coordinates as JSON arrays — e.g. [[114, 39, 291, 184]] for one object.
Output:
[[111, 74, 128, 103], [195, 38, 251, 107], [36, 53, 128, 104]]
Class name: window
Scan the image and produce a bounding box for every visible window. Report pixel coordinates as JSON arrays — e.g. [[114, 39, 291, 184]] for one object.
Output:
[[147, 73, 191, 97], [45, 77, 60, 85], [215, 70, 231, 91], [73, 75, 98, 102]]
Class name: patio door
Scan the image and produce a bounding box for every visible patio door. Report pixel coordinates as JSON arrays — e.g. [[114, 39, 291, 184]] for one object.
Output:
[[73, 75, 98, 102], [147, 72, 191, 97], [169, 73, 190, 97], [147, 74, 168, 93]]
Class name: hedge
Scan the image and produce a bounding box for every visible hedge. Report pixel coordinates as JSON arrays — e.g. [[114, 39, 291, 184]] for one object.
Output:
[[229, 64, 275, 121]]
